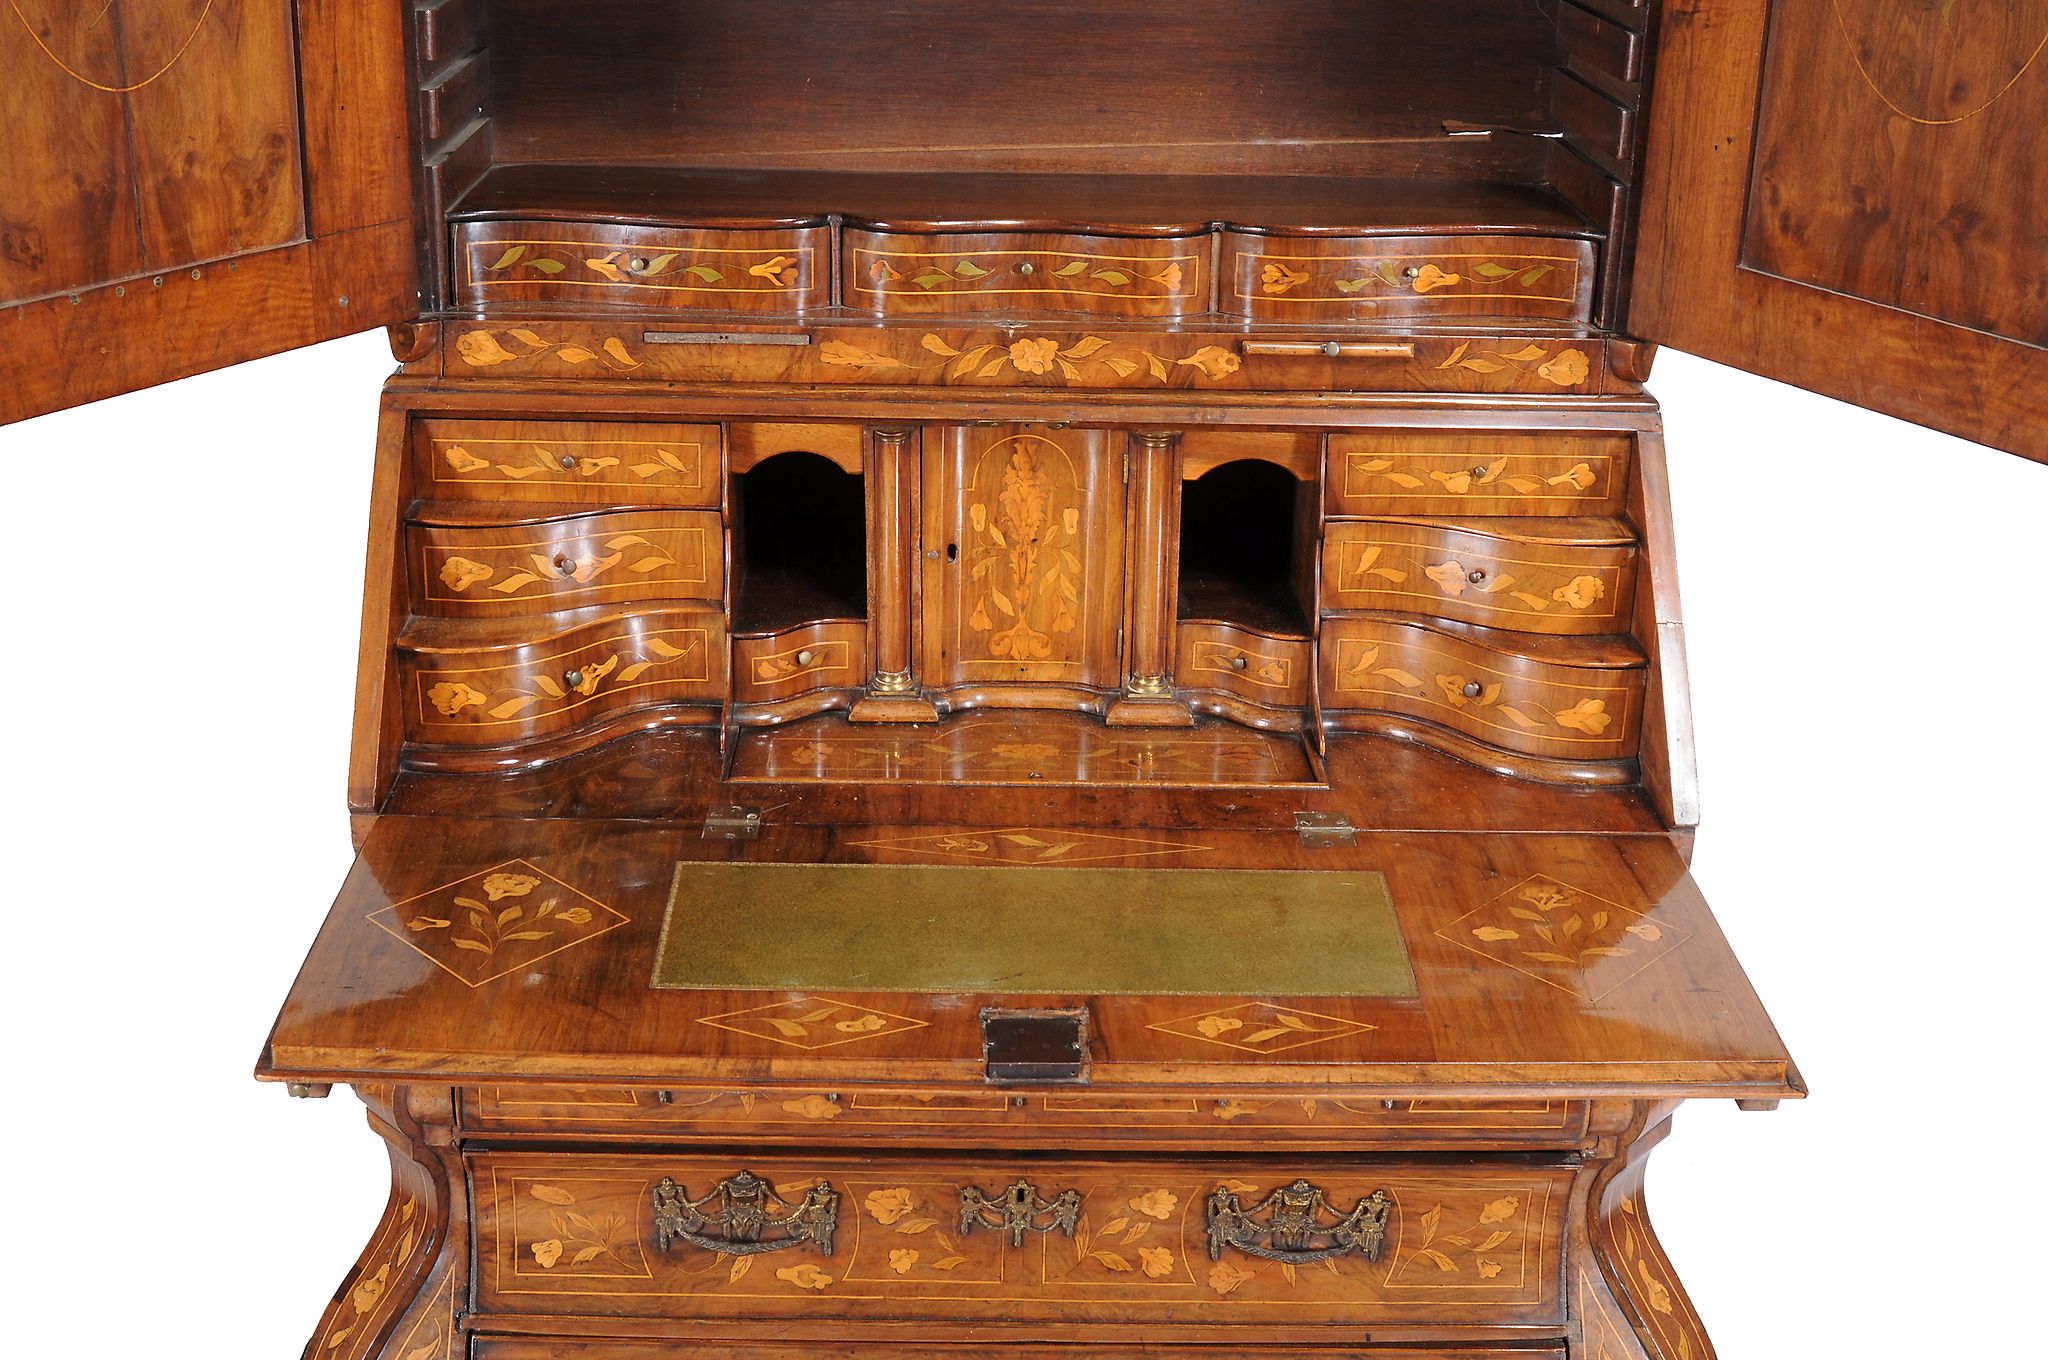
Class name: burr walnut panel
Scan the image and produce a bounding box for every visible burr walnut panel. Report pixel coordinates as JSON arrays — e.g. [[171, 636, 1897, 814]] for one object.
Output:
[[454, 221, 832, 312], [1221, 232, 1596, 322], [846, 230, 1208, 319], [410, 512, 723, 617], [1327, 432, 1631, 517], [472, 1150, 1569, 1328], [1321, 619, 1644, 762], [1323, 520, 1638, 635], [416, 420, 723, 507], [402, 613, 725, 748]]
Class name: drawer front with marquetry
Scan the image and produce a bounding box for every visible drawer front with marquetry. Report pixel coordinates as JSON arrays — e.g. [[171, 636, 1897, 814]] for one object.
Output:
[[1327, 433, 1629, 517], [734, 622, 868, 703], [1321, 619, 1644, 761], [1177, 623, 1311, 707], [416, 420, 722, 508], [411, 511, 724, 618], [453, 220, 831, 313], [845, 229, 1208, 319], [1222, 232, 1595, 322], [472, 1151, 1569, 1328], [403, 613, 725, 747], [1322, 521, 1637, 635], [459, 1087, 1590, 1150]]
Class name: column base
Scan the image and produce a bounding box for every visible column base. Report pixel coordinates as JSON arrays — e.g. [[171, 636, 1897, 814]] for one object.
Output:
[[1104, 688, 1195, 728], [849, 691, 942, 723]]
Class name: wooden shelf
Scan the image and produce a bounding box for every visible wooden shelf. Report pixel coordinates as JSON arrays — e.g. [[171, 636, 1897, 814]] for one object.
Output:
[[450, 164, 1603, 238]]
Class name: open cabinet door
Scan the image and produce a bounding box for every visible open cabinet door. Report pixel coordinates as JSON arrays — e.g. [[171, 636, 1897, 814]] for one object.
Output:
[[1631, 0, 2046, 460], [0, 0, 416, 425]]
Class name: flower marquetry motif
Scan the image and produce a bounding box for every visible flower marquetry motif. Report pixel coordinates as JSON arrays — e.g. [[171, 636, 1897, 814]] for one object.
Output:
[[1435, 874, 1690, 1000], [367, 858, 627, 987], [1148, 1001, 1375, 1054], [844, 827, 1208, 865], [696, 995, 928, 1050]]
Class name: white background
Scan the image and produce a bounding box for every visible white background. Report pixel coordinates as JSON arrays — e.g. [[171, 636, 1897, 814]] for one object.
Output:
[[1, 336, 2040, 1353]]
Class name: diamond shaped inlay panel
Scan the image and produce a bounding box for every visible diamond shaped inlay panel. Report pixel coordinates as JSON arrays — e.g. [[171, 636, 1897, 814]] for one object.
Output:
[[697, 996, 930, 1050], [368, 858, 627, 987], [1434, 873, 1689, 1000], [1147, 1001, 1375, 1054]]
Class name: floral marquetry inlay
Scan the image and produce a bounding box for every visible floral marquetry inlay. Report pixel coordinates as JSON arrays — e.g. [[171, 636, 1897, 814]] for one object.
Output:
[[695, 996, 929, 1050], [823, 333, 1243, 384], [1435, 875, 1690, 1000], [1251, 252, 1580, 302], [844, 828, 1210, 865], [468, 241, 814, 295], [1148, 1002, 1376, 1054], [854, 247, 1200, 300], [368, 859, 628, 987]]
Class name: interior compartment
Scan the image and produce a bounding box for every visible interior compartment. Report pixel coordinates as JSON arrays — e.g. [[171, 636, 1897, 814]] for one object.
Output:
[[1177, 459, 1316, 637], [413, 0, 1646, 321], [732, 451, 867, 635]]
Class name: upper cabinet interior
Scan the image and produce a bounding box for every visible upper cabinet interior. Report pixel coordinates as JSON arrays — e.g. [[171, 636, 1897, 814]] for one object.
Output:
[[419, 0, 1652, 329]]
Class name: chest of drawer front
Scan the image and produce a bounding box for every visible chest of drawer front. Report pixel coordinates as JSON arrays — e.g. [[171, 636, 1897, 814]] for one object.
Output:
[[411, 511, 724, 618], [1327, 433, 1630, 517], [1177, 622, 1312, 707], [403, 612, 725, 747], [454, 220, 831, 313], [734, 621, 868, 703], [1321, 618, 1643, 761], [459, 1087, 1590, 1151], [417, 420, 723, 508], [845, 229, 1209, 319], [1222, 232, 1595, 322], [1322, 522, 1637, 636], [472, 1151, 1569, 1329]]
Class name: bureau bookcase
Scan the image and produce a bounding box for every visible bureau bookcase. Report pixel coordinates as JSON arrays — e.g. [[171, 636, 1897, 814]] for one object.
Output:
[[4, 3, 2041, 1359]]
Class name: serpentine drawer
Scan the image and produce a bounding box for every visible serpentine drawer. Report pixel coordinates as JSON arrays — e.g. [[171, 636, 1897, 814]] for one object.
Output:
[[844, 228, 1209, 319], [472, 1151, 1570, 1329], [409, 510, 724, 617], [454, 220, 831, 313], [1322, 519, 1637, 636], [1221, 231, 1596, 322]]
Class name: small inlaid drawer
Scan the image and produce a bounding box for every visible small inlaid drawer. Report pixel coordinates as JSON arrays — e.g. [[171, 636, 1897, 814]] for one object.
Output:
[[411, 510, 723, 618], [1178, 623, 1311, 707], [402, 611, 725, 748], [472, 1150, 1569, 1328], [1221, 232, 1595, 322], [1321, 618, 1644, 762], [734, 621, 867, 703], [845, 229, 1208, 319], [460, 1085, 1589, 1151], [1323, 520, 1637, 635], [453, 220, 831, 312], [1327, 432, 1629, 517], [417, 420, 722, 508]]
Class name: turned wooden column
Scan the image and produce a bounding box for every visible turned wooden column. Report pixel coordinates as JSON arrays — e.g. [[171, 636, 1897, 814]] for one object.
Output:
[[1106, 429, 1194, 727], [851, 425, 940, 722]]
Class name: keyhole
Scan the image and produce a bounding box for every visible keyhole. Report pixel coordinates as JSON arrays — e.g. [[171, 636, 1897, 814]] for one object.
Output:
[[946, 542, 959, 562]]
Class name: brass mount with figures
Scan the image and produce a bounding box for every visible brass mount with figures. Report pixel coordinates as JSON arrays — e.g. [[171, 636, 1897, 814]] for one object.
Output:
[[651, 1172, 840, 1256], [959, 1179, 1085, 1247], [1206, 1180, 1395, 1264]]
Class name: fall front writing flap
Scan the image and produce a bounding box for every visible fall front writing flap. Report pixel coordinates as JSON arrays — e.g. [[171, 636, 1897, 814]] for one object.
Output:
[[1629, 0, 2047, 461], [0, 1, 416, 425]]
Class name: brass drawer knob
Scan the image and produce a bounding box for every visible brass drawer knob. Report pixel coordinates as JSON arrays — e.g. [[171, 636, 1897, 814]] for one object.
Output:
[[629, 255, 651, 272], [1462, 680, 1483, 698], [1403, 265, 1422, 279], [1467, 568, 1487, 584], [564, 668, 586, 690], [795, 649, 815, 666], [555, 555, 577, 577], [1230, 654, 1249, 671], [1018, 260, 1036, 275], [558, 454, 577, 470]]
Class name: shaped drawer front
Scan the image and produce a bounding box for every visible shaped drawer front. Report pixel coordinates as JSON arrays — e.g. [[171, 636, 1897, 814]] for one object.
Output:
[[1327, 433, 1629, 517], [734, 622, 868, 702], [1323, 522, 1636, 635], [1178, 623, 1311, 707], [1222, 233, 1595, 322], [845, 229, 1208, 318], [454, 220, 831, 312], [472, 1151, 1569, 1328], [412, 512, 723, 617], [404, 612, 724, 747], [418, 420, 722, 508], [460, 1086, 1589, 1151], [1321, 619, 1643, 761]]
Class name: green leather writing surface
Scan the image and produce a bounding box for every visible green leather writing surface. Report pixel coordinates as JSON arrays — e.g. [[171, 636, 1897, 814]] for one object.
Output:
[[654, 862, 1414, 997]]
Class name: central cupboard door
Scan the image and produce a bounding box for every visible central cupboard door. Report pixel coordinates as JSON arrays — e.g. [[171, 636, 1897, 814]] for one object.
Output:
[[922, 426, 1126, 692]]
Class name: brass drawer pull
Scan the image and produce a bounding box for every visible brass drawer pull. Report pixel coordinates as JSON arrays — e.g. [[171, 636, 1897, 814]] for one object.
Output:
[[1206, 1179, 1393, 1264], [960, 1178, 1082, 1247], [1241, 340, 1417, 360], [652, 1172, 840, 1256]]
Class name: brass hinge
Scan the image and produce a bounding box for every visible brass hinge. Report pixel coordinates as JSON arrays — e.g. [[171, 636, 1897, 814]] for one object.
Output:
[[703, 804, 763, 841], [1294, 811, 1356, 847]]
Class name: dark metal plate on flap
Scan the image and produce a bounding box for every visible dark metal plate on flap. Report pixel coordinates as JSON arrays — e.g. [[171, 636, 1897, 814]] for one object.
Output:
[[981, 1007, 1090, 1085]]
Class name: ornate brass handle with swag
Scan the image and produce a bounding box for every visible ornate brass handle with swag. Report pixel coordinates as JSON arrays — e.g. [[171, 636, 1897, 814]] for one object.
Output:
[[651, 1171, 840, 1255], [959, 1178, 1083, 1247], [1205, 1179, 1393, 1264]]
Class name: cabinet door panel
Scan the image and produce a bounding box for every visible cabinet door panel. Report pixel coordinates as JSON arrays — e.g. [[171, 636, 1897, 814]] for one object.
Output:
[[922, 427, 1125, 691], [1, 1, 412, 424], [1632, 0, 2045, 460]]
